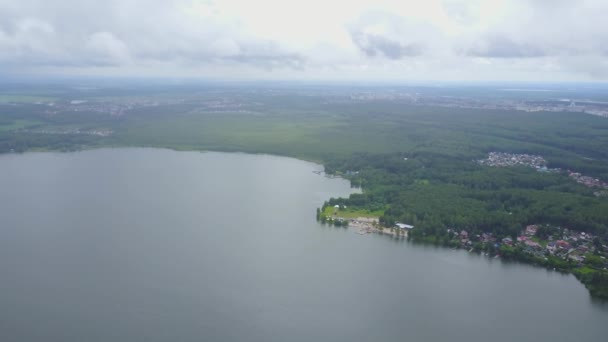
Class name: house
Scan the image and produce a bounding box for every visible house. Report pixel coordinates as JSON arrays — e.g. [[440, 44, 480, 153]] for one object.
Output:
[[569, 254, 584, 263], [525, 240, 541, 249], [481, 233, 495, 243], [395, 223, 414, 230], [525, 225, 538, 236]]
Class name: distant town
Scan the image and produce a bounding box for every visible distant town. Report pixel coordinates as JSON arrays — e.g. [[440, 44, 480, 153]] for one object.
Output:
[[5, 86, 607, 123], [29, 96, 262, 118], [16, 128, 113, 137], [478, 152, 608, 194], [346, 91, 608, 118]]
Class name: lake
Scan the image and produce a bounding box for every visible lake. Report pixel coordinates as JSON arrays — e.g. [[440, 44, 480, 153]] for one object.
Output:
[[0, 148, 606, 342]]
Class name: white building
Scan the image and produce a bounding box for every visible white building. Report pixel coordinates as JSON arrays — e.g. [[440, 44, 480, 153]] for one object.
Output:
[[395, 223, 414, 230]]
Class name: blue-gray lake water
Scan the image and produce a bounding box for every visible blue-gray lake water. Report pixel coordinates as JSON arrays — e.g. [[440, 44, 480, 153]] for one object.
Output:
[[0, 148, 606, 341]]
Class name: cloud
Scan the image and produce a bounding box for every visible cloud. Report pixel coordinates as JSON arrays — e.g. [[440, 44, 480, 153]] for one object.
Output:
[[440, 0, 478, 24], [460, 0, 608, 59], [0, 17, 72, 66], [465, 34, 546, 58], [347, 11, 436, 59], [350, 31, 423, 59], [84, 32, 132, 66], [0, 0, 305, 70], [0, 0, 607, 81]]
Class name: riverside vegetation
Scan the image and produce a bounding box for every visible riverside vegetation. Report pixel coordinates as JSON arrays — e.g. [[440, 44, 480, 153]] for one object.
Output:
[[1, 83, 607, 299]]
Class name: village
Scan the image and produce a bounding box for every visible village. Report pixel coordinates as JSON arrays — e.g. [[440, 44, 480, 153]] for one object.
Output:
[[568, 172, 608, 189], [452, 224, 608, 269], [478, 151, 549, 169], [318, 202, 607, 273], [478, 152, 608, 192]]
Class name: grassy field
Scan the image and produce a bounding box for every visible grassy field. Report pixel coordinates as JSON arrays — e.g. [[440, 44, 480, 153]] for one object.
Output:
[[322, 205, 384, 219]]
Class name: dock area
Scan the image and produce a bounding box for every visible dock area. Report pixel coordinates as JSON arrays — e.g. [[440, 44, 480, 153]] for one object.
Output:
[[349, 217, 407, 238]]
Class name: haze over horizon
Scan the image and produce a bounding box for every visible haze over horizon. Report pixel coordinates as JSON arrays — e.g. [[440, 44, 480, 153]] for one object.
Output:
[[1, 0, 608, 82]]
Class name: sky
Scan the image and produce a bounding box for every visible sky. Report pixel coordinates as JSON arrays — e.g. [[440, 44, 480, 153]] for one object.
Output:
[[1, 0, 607, 82]]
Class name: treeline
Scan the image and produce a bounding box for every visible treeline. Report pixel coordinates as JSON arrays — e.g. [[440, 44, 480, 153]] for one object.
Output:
[[0, 132, 100, 153], [316, 208, 349, 227], [575, 269, 608, 299]]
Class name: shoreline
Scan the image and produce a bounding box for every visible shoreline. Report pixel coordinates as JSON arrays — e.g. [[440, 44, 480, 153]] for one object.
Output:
[[348, 217, 408, 238]]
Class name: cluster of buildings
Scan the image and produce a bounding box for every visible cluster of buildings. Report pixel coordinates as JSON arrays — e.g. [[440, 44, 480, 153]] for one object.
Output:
[[479, 152, 608, 194], [477, 152, 548, 169], [43, 100, 148, 117], [17, 128, 113, 137], [453, 224, 607, 267], [30, 95, 260, 118], [594, 190, 608, 197], [541, 227, 604, 264], [515, 100, 608, 118], [344, 91, 608, 119], [195, 99, 262, 114], [348, 92, 417, 101], [568, 172, 608, 189], [501, 225, 549, 258]]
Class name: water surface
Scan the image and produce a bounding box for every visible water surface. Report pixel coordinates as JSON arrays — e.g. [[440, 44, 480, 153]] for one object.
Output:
[[0, 148, 606, 341]]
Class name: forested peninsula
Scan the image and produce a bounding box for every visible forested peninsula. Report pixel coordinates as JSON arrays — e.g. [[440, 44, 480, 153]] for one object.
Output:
[[320, 151, 608, 299]]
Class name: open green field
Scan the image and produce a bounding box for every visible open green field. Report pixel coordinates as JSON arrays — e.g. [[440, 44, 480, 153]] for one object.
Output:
[[322, 205, 384, 219]]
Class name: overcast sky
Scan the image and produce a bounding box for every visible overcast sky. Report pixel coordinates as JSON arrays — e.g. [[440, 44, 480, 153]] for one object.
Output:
[[1, 0, 607, 81]]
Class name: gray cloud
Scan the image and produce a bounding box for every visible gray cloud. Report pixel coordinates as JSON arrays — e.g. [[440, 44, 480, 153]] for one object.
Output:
[[441, 0, 479, 24], [347, 11, 434, 59], [466, 35, 546, 58], [0, 0, 305, 70], [1, 0, 608, 81], [350, 31, 423, 59], [461, 0, 608, 61]]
